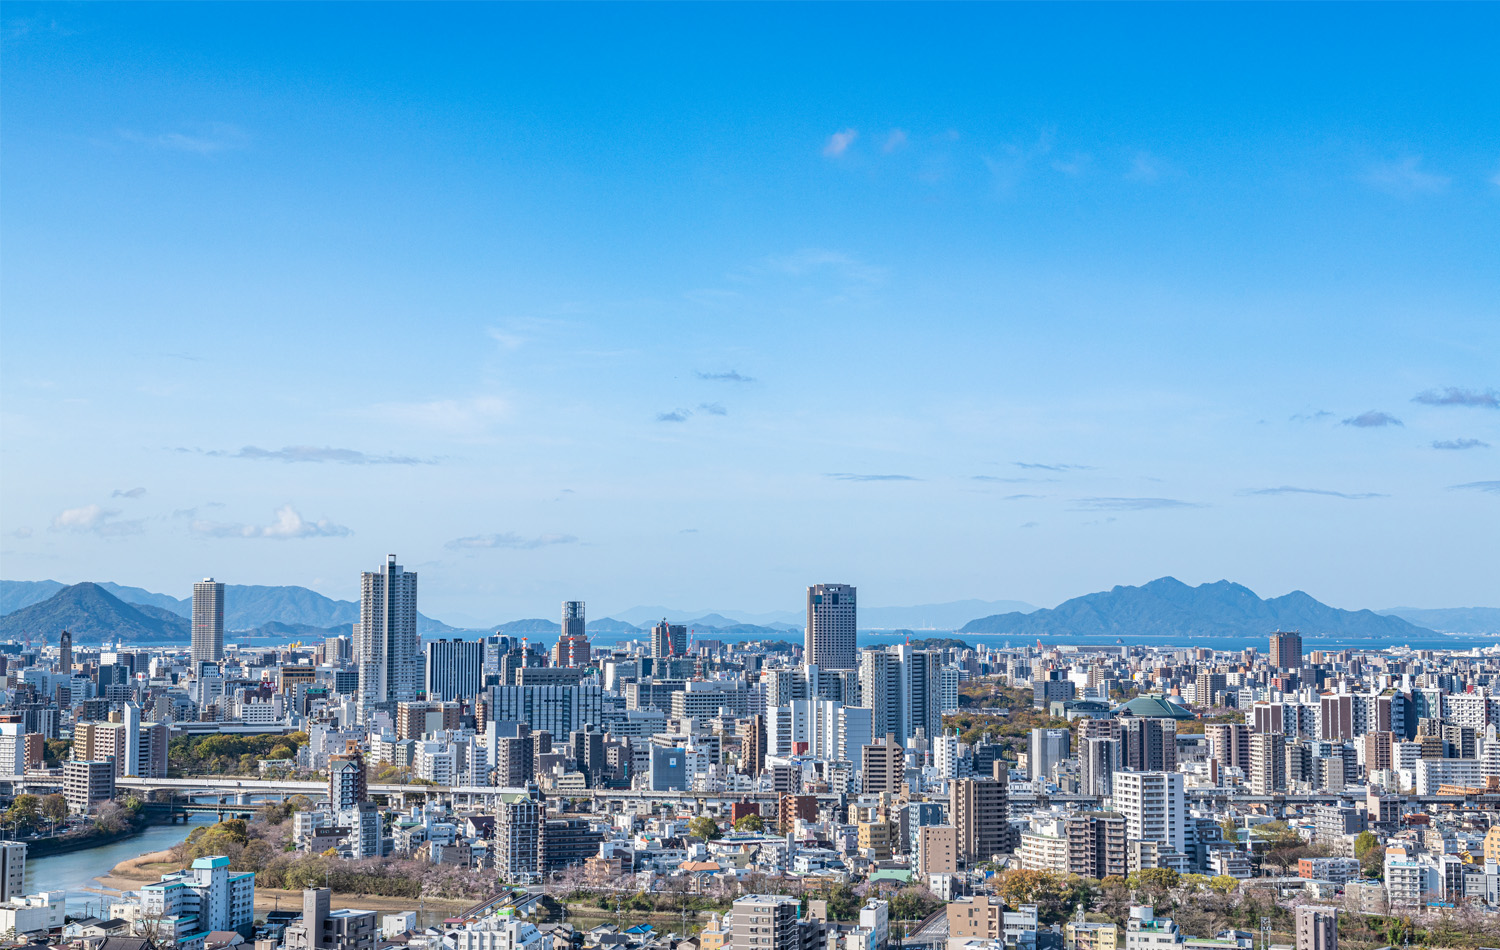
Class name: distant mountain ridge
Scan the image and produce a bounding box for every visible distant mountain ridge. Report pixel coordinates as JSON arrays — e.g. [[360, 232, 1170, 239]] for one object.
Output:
[[0, 583, 192, 642], [0, 579, 457, 634], [1378, 606, 1500, 636], [960, 576, 1436, 641], [5, 577, 1473, 646]]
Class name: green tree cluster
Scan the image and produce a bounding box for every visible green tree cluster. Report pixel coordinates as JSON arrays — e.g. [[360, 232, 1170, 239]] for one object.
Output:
[[167, 731, 309, 775]]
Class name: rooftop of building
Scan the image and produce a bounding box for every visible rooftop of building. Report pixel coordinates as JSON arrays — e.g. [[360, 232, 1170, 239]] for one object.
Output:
[[1113, 694, 1196, 720]]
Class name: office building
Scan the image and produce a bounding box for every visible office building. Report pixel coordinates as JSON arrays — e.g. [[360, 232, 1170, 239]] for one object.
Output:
[[488, 684, 603, 736], [1295, 907, 1337, 950], [191, 578, 226, 665], [951, 772, 1012, 866], [649, 743, 687, 791], [561, 600, 586, 639], [356, 555, 419, 723], [555, 602, 591, 667], [1110, 771, 1185, 855], [57, 630, 72, 674], [1029, 728, 1071, 782], [806, 584, 856, 671], [284, 888, 376, 950], [425, 639, 484, 702], [731, 894, 800, 950], [0, 843, 24, 903], [1270, 631, 1303, 671], [650, 620, 688, 659]]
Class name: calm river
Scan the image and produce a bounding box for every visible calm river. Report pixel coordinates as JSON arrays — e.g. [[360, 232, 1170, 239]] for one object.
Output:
[[24, 816, 216, 919]]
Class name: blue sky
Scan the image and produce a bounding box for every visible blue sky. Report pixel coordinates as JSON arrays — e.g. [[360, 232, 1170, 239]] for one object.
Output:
[[2, 3, 1496, 624]]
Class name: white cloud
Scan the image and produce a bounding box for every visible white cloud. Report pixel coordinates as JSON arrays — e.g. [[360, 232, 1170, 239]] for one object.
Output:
[[377, 396, 510, 436], [1051, 153, 1092, 176], [445, 532, 578, 550], [982, 130, 1055, 193], [882, 129, 908, 153], [486, 327, 527, 350], [227, 445, 428, 465], [119, 122, 248, 155], [50, 504, 145, 536], [9, 527, 33, 539], [1361, 157, 1450, 196], [191, 505, 351, 540], [823, 129, 858, 158], [765, 248, 883, 285], [1125, 151, 1162, 183], [112, 487, 147, 498]]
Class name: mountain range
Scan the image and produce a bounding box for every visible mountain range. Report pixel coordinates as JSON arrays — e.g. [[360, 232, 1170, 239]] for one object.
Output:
[[0, 583, 378, 644], [0, 579, 458, 634], [2, 576, 1491, 647], [1376, 607, 1500, 636], [0, 582, 193, 643], [959, 576, 1439, 641]]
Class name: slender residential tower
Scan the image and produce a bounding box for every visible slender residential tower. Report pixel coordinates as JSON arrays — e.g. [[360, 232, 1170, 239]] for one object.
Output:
[[356, 555, 419, 723], [806, 583, 857, 670], [191, 578, 225, 665]]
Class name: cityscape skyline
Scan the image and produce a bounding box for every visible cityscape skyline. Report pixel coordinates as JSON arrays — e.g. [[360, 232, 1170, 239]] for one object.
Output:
[[3, 4, 1497, 622], [6, 4, 1500, 948]]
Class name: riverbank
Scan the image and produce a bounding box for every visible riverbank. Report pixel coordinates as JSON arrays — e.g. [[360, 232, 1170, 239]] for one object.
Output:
[[102, 850, 476, 919], [103, 848, 182, 884], [23, 822, 151, 858]]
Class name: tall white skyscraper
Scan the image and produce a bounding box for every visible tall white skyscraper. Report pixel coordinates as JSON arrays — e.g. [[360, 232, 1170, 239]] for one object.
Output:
[[806, 583, 856, 670], [356, 554, 419, 723], [191, 578, 225, 665]]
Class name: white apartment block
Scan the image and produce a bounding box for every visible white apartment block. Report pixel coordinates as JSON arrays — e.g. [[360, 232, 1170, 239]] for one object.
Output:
[[1416, 757, 1482, 794], [1111, 771, 1185, 854]]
